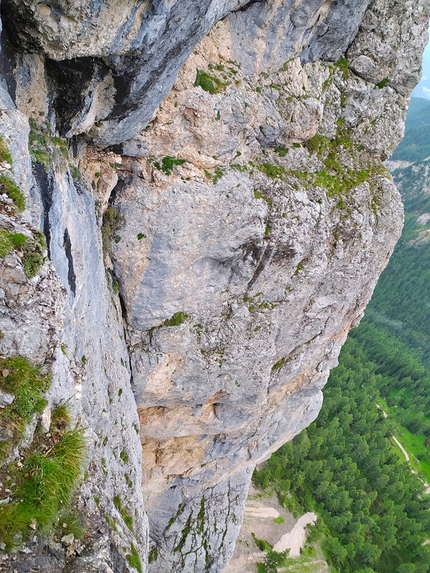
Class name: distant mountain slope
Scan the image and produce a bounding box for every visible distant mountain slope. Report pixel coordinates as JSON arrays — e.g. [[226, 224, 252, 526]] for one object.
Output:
[[411, 36, 430, 99], [391, 98, 430, 162]]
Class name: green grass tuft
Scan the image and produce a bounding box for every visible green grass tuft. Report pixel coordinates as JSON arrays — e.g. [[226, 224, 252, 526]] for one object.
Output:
[[0, 356, 50, 460], [0, 136, 13, 165], [0, 228, 45, 277], [334, 57, 349, 81], [113, 495, 134, 531], [257, 163, 287, 179], [22, 230, 46, 278], [274, 147, 289, 157], [0, 228, 16, 258], [126, 544, 143, 573], [0, 396, 85, 550], [194, 69, 228, 94], [164, 312, 190, 327], [58, 512, 85, 539], [0, 175, 25, 211], [376, 77, 389, 89], [102, 207, 124, 255], [153, 156, 186, 176], [148, 546, 159, 563]]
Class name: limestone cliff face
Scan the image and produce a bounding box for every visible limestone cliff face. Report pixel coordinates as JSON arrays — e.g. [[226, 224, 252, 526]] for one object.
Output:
[[0, 1, 428, 572]]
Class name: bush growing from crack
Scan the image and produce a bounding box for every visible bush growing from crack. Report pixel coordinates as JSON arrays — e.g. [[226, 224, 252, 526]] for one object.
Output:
[[102, 207, 124, 255]]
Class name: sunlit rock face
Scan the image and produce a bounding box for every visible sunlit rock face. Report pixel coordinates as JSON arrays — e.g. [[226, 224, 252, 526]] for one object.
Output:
[[0, 0, 429, 571]]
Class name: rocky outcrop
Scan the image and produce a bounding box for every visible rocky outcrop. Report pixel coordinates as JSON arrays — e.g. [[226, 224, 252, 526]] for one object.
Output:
[[0, 0, 429, 572]]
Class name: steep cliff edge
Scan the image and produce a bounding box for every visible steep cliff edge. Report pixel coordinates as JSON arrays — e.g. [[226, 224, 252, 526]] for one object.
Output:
[[0, 1, 428, 572]]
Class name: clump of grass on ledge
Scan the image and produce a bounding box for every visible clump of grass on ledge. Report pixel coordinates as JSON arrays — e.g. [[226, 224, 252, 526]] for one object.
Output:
[[0, 372, 86, 551], [0, 175, 25, 211], [0, 136, 13, 165], [0, 228, 46, 278], [0, 356, 50, 460], [0, 229, 28, 258]]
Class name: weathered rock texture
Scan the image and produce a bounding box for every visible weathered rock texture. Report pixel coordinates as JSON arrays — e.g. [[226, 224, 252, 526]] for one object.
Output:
[[0, 0, 429, 572]]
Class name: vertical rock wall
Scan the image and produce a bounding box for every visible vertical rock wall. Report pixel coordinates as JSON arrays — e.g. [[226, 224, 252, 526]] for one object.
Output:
[[0, 0, 429, 571]]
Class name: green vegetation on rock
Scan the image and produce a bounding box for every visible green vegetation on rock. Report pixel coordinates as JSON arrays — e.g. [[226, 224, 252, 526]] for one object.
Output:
[[0, 227, 46, 278], [333, 57, 349, 81], [0, 136, 13, 165], [257, 163, 287, 180], [22, 230, 46, 278], [194, 69, 228, 94], [0, 175, 25, 211], [113, 494, 133, 531], [153, 156, 186, 176], [164, 311, 190, 327], [0, 229, 28, 258], [28, 118, 68, 170], [0, 356, 50, 460], [0, 358, 85, 550], [126, 544, 143, 573], [102, 207, 124, 255]]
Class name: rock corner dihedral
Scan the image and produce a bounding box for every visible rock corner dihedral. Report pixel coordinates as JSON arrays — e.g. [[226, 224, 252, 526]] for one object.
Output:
[[0, 0, 429, 571]]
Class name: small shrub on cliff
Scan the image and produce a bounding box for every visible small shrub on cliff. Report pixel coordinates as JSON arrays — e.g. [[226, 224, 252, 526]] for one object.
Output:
[[194, 69, 228, 94], [305, 134, 331, 159], [102, 207, 124, 255], [22, 230, 46, 278]]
